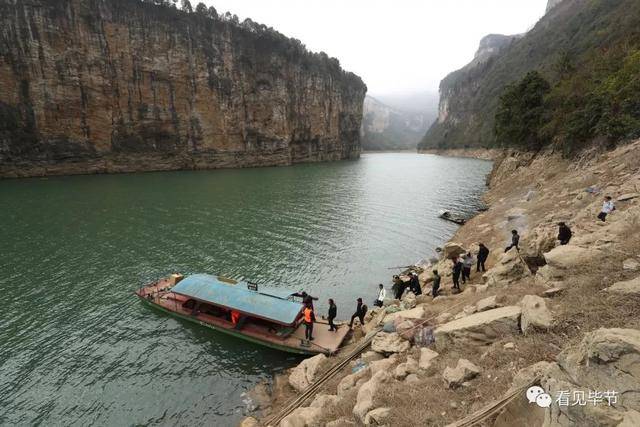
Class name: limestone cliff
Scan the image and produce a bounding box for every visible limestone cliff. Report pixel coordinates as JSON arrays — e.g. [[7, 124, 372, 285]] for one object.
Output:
[[0, 0, 366, 178], [419, 0, 640, 152]]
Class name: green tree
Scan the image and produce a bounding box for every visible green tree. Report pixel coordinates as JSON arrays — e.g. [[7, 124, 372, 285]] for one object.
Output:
[[494, 71, 551, 150]]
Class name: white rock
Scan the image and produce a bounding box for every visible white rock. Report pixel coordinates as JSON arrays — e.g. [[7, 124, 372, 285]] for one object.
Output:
[[280, 407, 322, 427], [337, 367, 370, 398], [443, 242, 467, 259], [371, 332, 411, 354], [289, 354, 328, 392], [443, 359, 482, 388], [519, 295, 553, 333], [369, 356, 398, 376], [353, 371, 392, 422], [618, 193, 639, 201], [503, 342, 515, 350], [434, 306, 522, 350], [382, 305, 424, 323], [325, 418, 356, 427], [393, 357, 419, 380], [483, 249, 531, 286], [605, 276, 640, 294], [364, 407, 391, 426], [239, 417, 259, 427], [419, 348, 439, 372], [544, 245, 602, 270], [476, 295, 501, 312], [623, 258, 640, 271]]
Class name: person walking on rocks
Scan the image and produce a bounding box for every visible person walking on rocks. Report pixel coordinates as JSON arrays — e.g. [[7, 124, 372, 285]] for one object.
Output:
[[431, 270, 441, 298], [452, 258, 463, 291], [504, 230, 520, 252], [348, 298, 367, 329], [374, 284, 386, 307], [303, 302, 315, 341], [477, 243, 489, 272], [410, 272, 422, 295], [597, 196, 615, 222], [462, 252, 474, 283], [557, 222, 572, 245], [392, 275, 406, 300], [327, 298, 337, 332]]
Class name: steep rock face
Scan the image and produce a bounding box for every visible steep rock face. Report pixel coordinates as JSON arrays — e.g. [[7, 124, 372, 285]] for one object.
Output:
[[0, 0, 366, 177], [418, 0, 640, 151]]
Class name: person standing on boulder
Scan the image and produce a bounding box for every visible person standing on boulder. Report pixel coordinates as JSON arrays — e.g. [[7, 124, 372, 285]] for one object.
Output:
[[327, 299, 337, 332], [392, 275, 405, 300], [374, 284, 386, 307], [557, 222, 572, 245], [348, 298, 367, 329], [462, 252, 474, 283], [452, 258, 463, 291], [431, 270, 441, 298], [477, 243, 489, 272], [410, 272, 422, 295], [504, 230, 520, 252], [597, 196, 615, 222]]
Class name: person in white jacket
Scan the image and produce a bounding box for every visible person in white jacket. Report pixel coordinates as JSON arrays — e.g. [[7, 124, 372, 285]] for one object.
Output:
[[598, 196, 615, 222], [374, 284, 386, 307]]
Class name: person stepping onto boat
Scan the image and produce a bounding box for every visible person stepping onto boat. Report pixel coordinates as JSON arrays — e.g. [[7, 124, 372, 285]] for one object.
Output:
[[327, 299, 337, 332], [303, 302, 316, 341], [348, 298, 367, 329]]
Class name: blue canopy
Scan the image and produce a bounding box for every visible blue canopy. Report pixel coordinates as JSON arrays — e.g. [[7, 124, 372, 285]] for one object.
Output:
[[171, 274, 303, 325]]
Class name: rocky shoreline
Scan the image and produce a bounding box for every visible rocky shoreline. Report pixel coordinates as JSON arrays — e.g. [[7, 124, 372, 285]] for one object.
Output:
[[242, 140, 640, 427]]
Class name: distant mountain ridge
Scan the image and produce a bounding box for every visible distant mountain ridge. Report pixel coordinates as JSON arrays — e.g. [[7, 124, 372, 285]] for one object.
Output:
[[361, 93, 438, 151], [419, 0, 640, 154]]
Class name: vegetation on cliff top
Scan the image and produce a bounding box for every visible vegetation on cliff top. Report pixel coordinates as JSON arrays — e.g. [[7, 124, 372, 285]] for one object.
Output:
[[419, 0, 640, 155]]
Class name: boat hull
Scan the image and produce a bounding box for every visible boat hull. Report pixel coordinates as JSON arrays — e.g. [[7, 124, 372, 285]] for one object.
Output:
[[137, 295, 322, 356]]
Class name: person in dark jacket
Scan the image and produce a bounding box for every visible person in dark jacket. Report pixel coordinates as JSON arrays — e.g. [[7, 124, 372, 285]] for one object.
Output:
[[431, 270, 441, 299], [392, 275, 406, 300], [452, 258, 463, 291], [557, 222, 572, 245], [409, 272, 422, 295], [504, 230, 520, 253], [348, 298, 367, 329], [327, 298, 337, 331], [477, 243, 489, 272]]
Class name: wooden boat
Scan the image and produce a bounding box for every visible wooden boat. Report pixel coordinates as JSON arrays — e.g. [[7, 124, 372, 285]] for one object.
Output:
[[135, 273, 350, 355]]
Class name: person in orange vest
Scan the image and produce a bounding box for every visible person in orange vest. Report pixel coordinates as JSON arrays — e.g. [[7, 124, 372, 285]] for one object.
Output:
[[303, 302, 316, 341]]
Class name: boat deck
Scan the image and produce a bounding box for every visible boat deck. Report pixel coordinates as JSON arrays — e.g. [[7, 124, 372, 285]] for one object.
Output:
[[136, 279, 350, 354]]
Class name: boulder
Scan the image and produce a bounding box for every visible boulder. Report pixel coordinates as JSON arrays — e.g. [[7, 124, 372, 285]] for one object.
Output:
[[434, 306, 522, 350], [475, 295, 501, 312], [542, 286, 565, 298], [289, 354, 328, 392], [364, 407, 391, 426], [353, 370, 392, 422], [519, 295, 553, 333], [605, 276, 640, 294], [419, 348, 439, 372], [369, 355, 398, 376], [279, 407, 322, 427], [473, 284, 489, 293], [539, 329, 640, 426], [543, 245, 602, 270], [443, 359, 482, 388], [405, 373, 420, 383], [436, 312, 453, 324], [463, 305, 478, 316], [337, 367, 370, 398], [393, 357, 419, 380], [394, 319, 417, 341], [360, 351, 384, 364], [325, 419, 356, 427], [503, 342, 515, 350], [623, 258, 640, 271], [508, 361, 553, 393], [618, 193, 639, 201], [371, 332, 411, 354], [483, 249, 531, 286], [239, 417, 259, 427], [400, 291, 417, 309], [309, 394, 339, 411], [382, 305, 424, 323], [443, 242, 467, 259]]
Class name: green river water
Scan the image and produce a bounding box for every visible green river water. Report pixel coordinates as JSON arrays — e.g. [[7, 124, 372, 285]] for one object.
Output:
[[0, 153, 492, 426]]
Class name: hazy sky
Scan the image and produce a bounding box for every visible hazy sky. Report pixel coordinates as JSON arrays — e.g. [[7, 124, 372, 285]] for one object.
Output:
[[204, 0, 549, 96]]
